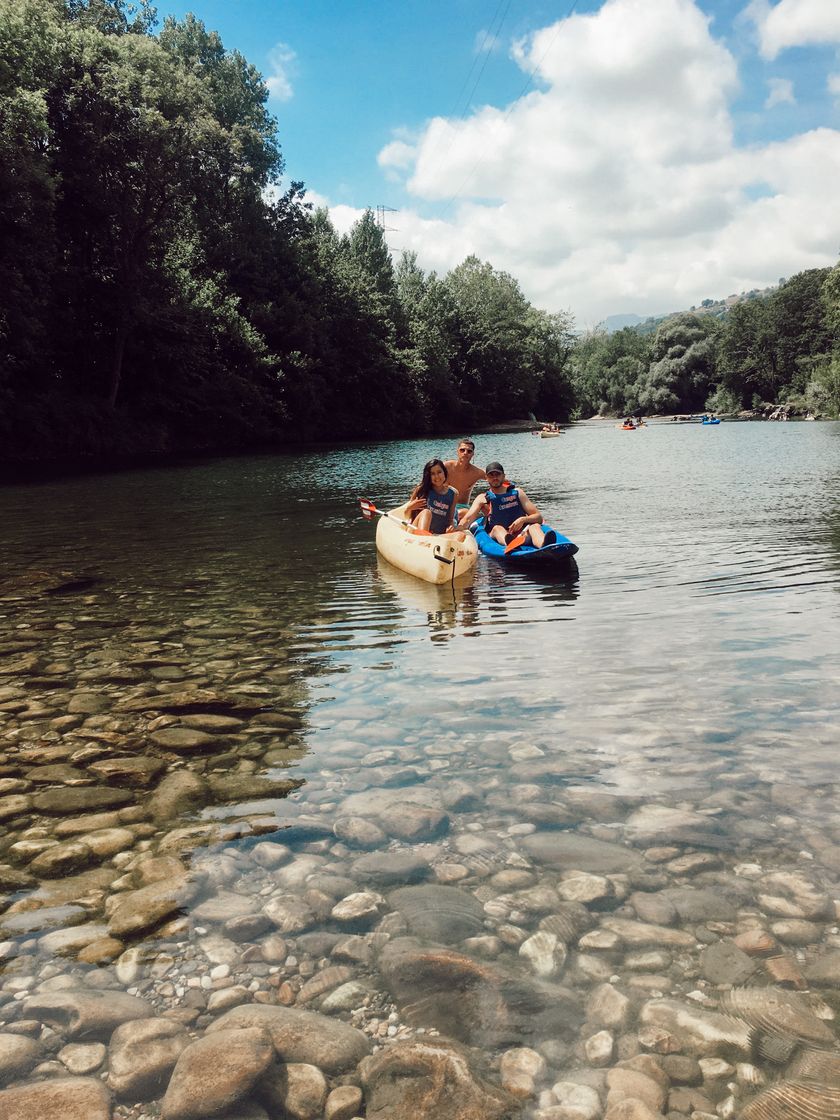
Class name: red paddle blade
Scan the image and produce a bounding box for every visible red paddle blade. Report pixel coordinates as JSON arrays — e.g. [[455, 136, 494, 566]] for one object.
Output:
[[504, 531, 528, 554], [359, 498, 377, 520]]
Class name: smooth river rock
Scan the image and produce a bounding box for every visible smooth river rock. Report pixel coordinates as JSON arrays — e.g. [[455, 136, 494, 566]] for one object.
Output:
[[161, 1027, 274, 1120], [360, 1037, 515, 1120], [522, 833, 643, 873], [32, 787, 133, 814], [22, 989, 154, 1040], [108, 1017, 191, 1100], [639, 998, 752, 1058], [107, 874, 198, 937], [0, 1032, 43, 1083], [207, 1005, 371, 1072], [388, 885, 485, 943], [351, 850, 430, 885], [0, 1077, 112, 1120]]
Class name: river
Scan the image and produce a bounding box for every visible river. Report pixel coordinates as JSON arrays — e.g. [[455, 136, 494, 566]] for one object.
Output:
[[1, 419, 840, 1117]]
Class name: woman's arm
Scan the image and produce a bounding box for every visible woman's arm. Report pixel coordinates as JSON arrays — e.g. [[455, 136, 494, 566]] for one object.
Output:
[[405, 483, 426, 514]]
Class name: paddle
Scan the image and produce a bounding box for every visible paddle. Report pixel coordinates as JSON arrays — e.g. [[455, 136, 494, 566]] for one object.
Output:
[[359, 498, 433, 535], [359, 498, 466, 543], [504, 527, 529, 554]]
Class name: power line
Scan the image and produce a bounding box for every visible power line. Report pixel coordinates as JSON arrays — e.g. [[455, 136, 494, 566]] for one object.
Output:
[[419, 0, 514, 183], [457, 0, 514, 122], [440, 0, 580, 216], [448, 0, 511, 122]]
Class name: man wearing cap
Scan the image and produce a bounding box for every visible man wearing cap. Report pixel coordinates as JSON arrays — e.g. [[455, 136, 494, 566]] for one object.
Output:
[[451, 462, 555, 548]]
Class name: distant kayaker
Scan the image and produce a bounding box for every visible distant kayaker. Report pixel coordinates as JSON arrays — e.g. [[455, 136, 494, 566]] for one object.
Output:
[[405, 458, 458, 534], [444, 439, 486, 506], [454, 462, 555, 548]]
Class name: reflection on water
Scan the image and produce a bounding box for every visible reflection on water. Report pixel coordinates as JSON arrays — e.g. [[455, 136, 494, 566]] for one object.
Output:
[[371, 556, 580, 644], [374, 558, 481, 643], [1, 421, 840, 1115]]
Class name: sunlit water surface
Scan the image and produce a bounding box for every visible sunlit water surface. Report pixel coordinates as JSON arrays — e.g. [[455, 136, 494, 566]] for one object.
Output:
[[4, 420, 840, 821]]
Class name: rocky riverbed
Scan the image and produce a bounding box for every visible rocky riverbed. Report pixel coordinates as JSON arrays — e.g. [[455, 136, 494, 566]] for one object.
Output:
[[3, 570, 840, 1119]]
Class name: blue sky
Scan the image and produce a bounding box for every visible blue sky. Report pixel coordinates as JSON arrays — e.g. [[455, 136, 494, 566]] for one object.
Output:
[[159, 0, 840, 325]]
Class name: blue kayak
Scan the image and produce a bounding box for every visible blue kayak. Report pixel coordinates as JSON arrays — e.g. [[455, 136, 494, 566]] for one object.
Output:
[[471, 517, 578, 565], [702, 418, 721, 425]]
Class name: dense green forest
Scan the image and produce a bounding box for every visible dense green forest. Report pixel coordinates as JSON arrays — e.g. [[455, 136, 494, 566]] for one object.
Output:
[[1, 0, 839, 466], [573, 268, 840, 420]]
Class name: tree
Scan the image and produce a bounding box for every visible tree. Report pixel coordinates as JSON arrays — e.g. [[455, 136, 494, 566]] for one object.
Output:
[[0, 0, 61, 407], [571, 327, 650, 416], [716, 299, 775, 406], [395, 253, 459, 429], [445, 256, 526, 409], [635, 313, 719, 413], [766, 268, 832, 395], [344, 210, 402, 328]]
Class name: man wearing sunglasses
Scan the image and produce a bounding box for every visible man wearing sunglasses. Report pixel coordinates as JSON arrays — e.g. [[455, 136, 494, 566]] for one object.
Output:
[[454, 461, 555, 549], [444, 439, 486, 506]]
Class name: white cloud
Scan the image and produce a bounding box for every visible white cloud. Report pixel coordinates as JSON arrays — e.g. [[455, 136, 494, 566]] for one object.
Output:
[[830, 72, 840, 98], [366, 0, 840, 326], [378, 140, 417, 175], [746, 0, 840, 60], [765, 76, 795, 107], [265, 42, 296, 101]]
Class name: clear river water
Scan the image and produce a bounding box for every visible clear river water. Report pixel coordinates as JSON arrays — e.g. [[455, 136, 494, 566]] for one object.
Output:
[[2, 418, 840, 1117]]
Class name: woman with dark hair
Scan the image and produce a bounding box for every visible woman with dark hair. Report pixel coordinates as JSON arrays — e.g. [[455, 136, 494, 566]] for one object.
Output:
[[405, 458, 458, 534]]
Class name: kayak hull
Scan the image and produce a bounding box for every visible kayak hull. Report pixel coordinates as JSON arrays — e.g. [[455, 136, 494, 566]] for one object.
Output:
[[376, 505, 478, 584], [472, 518, 578, 566], [538, 430, 562, 438]]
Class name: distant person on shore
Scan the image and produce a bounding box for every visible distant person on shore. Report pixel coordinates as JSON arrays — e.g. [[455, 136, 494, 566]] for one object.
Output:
[[454, 462, 555, 548], [444, 439, 486, 506], [405, 458, 458, 534]]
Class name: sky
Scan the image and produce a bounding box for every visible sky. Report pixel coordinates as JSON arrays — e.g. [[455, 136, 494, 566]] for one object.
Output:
[[159, 0, 840, 328]]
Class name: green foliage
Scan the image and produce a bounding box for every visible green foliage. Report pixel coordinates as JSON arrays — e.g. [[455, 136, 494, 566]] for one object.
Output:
[[571, 328, 650, 416], [440, 256, 574, 425], [804, 356, 840, 418], [635, 314, 720, 413], [704, 386, 741, 414], [571, 268, 839, 418]]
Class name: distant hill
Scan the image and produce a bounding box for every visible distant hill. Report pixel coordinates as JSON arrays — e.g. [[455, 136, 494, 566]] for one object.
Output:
[[600, 313, 646, 331], [598, 281, 783, 335]]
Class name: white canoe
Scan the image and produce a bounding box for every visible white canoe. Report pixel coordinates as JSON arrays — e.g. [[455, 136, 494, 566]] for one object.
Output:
[[375, 504, 478, 584]]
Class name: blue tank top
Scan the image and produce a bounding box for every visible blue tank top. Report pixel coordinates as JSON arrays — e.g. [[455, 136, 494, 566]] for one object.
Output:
[[426, 486, 457, 533], [486, 485, 524, 530]]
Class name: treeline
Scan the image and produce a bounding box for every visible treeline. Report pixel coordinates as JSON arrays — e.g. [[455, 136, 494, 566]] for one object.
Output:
[[0, 0, 574, 464], [573, 267, 840, 420]]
